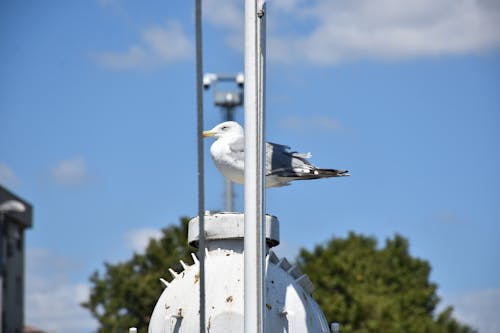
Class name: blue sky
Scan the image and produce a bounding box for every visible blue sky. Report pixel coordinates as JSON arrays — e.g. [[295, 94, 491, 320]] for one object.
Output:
[[1, 0, 499, 332]]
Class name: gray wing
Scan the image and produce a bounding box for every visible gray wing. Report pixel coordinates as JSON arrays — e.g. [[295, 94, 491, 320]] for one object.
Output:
[[266, 142, 315, 177], [266, 142, 349, 182], [231, 139, 349, 181], [228, 139, 312, 175]]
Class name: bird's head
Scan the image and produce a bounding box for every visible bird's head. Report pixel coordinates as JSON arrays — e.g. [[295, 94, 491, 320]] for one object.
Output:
[[203, 121, 243, 139]]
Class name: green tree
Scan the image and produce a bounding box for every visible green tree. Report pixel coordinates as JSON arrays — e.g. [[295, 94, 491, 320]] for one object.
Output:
[[84, 219, 473, 333], [297, 232, 475, 333], [82, 217, 194, 333]]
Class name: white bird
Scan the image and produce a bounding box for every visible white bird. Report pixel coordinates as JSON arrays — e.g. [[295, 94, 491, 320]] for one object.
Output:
[[203, 121, 349, 188]]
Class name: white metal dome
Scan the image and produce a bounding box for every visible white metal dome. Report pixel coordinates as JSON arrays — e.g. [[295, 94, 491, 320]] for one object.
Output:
[[148, 212, 330, 333]]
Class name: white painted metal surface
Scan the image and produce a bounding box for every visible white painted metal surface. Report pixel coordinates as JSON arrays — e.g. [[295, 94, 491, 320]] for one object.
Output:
[[188, 213, 279, 251], [243, 0, 267, 331], [148, 213, 330, 333]]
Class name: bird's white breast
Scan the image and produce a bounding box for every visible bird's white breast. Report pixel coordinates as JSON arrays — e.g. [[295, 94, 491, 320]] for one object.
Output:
[[210, 138, 245, 184]]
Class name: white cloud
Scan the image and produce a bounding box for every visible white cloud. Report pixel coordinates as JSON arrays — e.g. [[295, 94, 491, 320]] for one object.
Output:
[[440, 289, 500, 333], [125, 228, 163, 253], [203, 0, 247, 52], [282, 0, 500, 64], [203, 0, 243, 31], [0, 162, 19, 187], [25, 248, 97, 333], [93, 20, 192, 70], [204, 0, 500, 65], [271, 0, 305, 13], [51, 156, 88, 186], [27, 283, 94, 333]]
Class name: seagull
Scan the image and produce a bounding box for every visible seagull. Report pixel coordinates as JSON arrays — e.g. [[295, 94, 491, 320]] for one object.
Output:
[[203, 121, 349, 188]]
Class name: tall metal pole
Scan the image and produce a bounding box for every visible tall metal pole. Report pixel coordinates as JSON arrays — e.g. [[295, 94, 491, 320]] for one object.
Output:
[[195, 0, 206, 332], [224, 106, 234, 212], [244, 0, 266, 332]]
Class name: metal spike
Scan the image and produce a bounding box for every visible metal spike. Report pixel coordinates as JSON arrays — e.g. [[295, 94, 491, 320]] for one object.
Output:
[[288, 265, 303, 279], [159, 278, 169, 288], [295, 274, 314, 294], [180, 260, 188, 270], [278, 257, 291, 271], [268, 251, 279, 264], [191, 252, 199, 264], [168, 268, 178, 278]]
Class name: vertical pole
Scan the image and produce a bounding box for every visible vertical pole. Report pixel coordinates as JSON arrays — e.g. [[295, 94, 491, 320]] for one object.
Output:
[[224, 107, 234, 212], [244, 0, 266, 332], [195, 0, 206, 332], [0, 214, 3, 333], [224, 173, 234, 212]]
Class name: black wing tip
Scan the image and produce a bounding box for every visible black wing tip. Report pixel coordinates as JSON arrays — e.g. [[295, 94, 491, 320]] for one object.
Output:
[[318, 168, 350, 177], [339, 169, 350, 176]]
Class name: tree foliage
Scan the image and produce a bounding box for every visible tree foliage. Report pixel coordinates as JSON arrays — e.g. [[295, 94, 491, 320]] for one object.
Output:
[[84, 219, 474, 333], [82, 217, 195, 333], [297, 232, 475, 333]]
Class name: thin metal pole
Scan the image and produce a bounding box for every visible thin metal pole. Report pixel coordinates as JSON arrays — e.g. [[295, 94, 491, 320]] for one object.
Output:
[[0, 213, 3, 333], [224, 174, 234, 211], [195, 0, 206, 332], [244, 0, 266, 332], [224, 106, 234, 212]]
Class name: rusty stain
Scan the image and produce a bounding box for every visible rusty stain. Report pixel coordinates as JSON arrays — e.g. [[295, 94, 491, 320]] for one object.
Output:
[[194, 272, 200, 284], [226, 295, 234, 303], [177, 308, 183, 318], [207, 316, 212, 332]]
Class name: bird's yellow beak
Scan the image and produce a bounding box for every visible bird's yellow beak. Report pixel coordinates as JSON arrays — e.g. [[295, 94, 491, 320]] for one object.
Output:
[[202, 130, 214, 138]]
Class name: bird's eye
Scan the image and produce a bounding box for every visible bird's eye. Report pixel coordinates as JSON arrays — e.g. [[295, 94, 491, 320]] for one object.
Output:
[[221, 126, 228, 130]]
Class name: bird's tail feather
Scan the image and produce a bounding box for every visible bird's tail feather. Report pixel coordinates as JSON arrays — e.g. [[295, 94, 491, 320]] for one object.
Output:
[[316, 168, 350, 177], [269, 168, 350, 180]]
